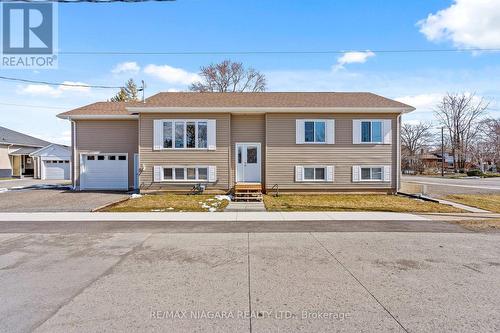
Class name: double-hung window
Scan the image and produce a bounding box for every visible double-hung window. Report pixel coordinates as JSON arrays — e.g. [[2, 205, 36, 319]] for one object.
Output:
[[304, 121, 326, 143], [361, 167, 383, 181], [162, 166, 209, 181], [162, 120, 209, 149], [361, 121, 382, 143]]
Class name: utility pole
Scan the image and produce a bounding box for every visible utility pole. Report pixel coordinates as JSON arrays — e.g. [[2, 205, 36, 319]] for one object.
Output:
[[441, 126, 445, 177], [141, 80, 146, 102]]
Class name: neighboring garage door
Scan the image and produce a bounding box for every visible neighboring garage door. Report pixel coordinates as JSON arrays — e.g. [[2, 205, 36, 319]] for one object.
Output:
[[43, 160, 70, 180], [81, 154, 128, 190]]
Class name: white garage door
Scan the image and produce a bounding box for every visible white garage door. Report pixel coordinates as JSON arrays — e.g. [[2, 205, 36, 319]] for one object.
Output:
[[43, 160, 70, 180], [81, 154, 128, 190]]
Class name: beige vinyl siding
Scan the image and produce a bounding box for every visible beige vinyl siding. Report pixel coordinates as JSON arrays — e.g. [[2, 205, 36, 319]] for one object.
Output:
[[266, 113, 398, 192], [139, 113, 230, 191], [74, 120, 138, 189], [230, 114, 266, 187]]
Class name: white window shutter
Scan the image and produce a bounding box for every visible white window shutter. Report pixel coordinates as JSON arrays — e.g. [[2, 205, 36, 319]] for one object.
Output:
[[383, 119, 392, 144], [208, 166, 217, 182], [295, 166, 304, 182], [352, 120, 361, 144], [383, 166, 391, 182], [326, 166, 334, 182], [153, 120, 164, 150], [207, 120, 216, 150], [352, 166, 360, 182], [326, 119, 335, 144], [296, 120, 304, 144], [153, 166, 162, 182]]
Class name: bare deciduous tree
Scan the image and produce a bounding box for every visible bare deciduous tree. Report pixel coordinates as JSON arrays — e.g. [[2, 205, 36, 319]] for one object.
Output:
[[434, 93, 489, 171], [470, 118, 500, 171], [401, 122, 434, 173], [189, 60, 266, 92]]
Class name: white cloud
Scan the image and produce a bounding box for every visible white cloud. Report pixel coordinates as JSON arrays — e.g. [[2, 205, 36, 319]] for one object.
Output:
[[395, 93, 444, 112], [418, 0, 500, 48], [144, 64, 200, 85], [334, 51, 375, 70], [33, 130, 71, 145], [112, 61, 140, 74], [18, 81, 91, 98]]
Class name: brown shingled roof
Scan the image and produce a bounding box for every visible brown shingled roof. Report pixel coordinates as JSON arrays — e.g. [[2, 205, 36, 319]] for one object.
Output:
[[57, 92, 414, 118], [144, 92, 412, 108]]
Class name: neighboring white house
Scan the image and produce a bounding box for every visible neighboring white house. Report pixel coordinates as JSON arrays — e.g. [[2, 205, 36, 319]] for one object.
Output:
[[30, 144, 71, 180]]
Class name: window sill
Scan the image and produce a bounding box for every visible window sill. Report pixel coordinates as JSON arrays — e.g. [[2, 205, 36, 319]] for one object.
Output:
[[156, 180, 212, 183], [296, 180, 332, 183], [154, 148, 215, 151], [297, 142, 330, 145], [357, 180, 389, 182]]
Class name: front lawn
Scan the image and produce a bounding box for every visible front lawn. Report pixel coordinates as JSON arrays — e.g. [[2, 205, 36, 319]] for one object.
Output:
[[445, 194, 500, 213], [101, 194, 230, 212], [263, 194, 463, 213]]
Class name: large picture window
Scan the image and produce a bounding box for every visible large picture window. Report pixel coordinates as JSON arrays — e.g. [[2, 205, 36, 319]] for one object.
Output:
[[162, 120, 209, 149], [361, 121, 382, 143]]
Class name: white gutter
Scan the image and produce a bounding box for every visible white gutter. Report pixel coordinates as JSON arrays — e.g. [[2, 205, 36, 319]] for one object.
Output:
[[57, 115, 139, 120]]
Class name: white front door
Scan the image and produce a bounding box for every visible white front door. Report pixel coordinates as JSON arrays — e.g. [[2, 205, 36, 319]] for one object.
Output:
[[236, 143, 261, 183]]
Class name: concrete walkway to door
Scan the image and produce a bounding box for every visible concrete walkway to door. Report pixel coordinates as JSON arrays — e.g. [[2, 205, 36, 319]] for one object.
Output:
[[224, 201, 266, 212]]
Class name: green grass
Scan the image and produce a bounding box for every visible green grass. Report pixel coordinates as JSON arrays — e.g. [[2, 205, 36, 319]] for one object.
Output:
[[101, 194, 230, 212], [445, 194, 500, 213], [263, 194, 463, 213]]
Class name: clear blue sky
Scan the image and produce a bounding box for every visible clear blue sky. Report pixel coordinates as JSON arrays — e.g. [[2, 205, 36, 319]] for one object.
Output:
[[1, 0, 499, 144]]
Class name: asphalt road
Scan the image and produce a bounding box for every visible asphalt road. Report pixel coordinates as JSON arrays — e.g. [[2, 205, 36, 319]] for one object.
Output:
[[402, 175, 500, 196], [1, 230, 498, 332]]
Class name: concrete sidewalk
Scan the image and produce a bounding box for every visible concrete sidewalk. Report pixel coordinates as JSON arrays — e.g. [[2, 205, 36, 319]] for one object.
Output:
[[0, 211, 429, 222]]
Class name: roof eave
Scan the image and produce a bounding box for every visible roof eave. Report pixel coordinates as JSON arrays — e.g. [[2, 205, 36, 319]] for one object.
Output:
[[126, 106, 415, 114], [57, 114, 139, 120]]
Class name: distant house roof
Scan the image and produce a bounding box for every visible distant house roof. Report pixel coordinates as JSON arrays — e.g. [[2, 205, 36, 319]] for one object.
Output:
[[57, 92, 415, 118], [0, 126, 51, 147], [8, 147, 40, 155]]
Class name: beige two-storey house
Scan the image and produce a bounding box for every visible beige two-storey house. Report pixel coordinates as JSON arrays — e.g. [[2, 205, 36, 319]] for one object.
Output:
[[57, 92, 414, 193]]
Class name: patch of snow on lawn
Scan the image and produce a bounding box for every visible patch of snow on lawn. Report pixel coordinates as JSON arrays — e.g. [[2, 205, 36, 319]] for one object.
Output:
[[130, 194, 142, 199], [215, 195, 231, 201]]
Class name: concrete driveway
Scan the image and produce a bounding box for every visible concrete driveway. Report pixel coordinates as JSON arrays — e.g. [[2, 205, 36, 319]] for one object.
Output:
[[402, 175, 500, 196], [0, 230, 498, 332], [0, 188, 128, 212]]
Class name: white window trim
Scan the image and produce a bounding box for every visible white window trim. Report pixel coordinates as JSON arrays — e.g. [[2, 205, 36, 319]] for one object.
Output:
[[297, 165, 334, 182], [160, 119, 210, 150], [359, 119, 384, 144], [303, 119, 327, 144], [359, 166, 386, 182], [160, 165, 210, 182]]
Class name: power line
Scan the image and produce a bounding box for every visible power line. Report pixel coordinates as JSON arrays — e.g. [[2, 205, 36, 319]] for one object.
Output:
[[0, 102, 70, 110], [7, 0, 175, 3], [0, 76, 123, 89], [58, 48, 500, 56]]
